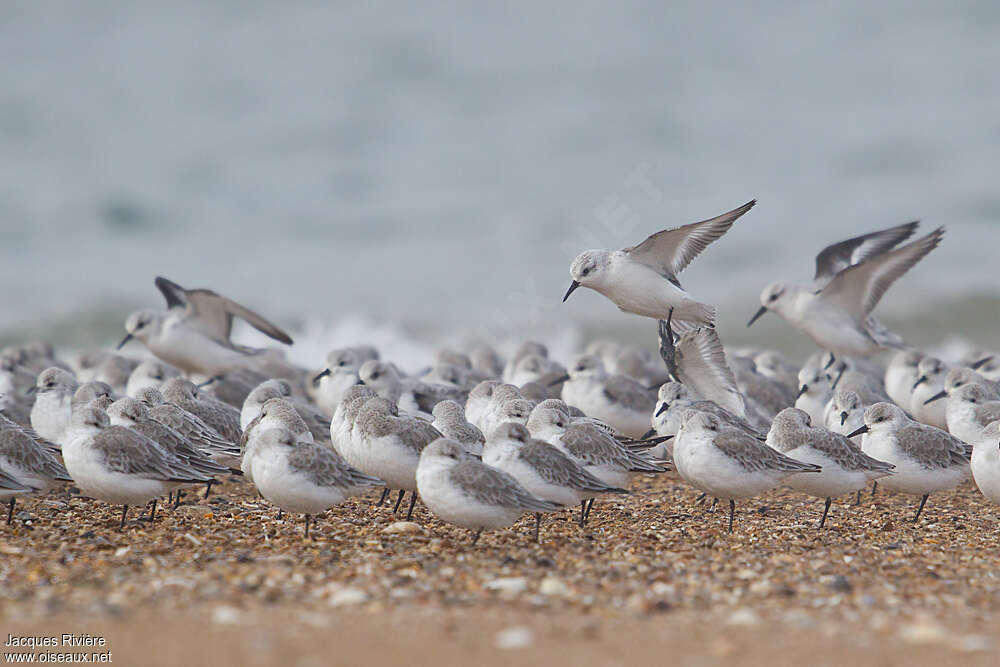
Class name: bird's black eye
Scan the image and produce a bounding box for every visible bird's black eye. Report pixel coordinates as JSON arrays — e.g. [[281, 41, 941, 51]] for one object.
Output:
[[338, 361, 346, 366]]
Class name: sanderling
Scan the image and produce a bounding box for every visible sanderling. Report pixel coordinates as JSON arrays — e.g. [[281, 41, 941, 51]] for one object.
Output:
[[674, 409, 821, 531], [483, 422, 627, 537], [939, 384, 1000, 444], [125, 360, 181, 398], [241, 397, 316, 482], [884, 349, 926, 408], [971, 421, 1000, 505], [431, 400, 485, 454], [749, 225, 943, 358], [848, 402, 971, 522], [465, 380, 501, 432], [251, 427, 383, 537], [563, 199, 756, 327], [502, 342, 549, 383], [329, 386, 378, 457], [649, 382, 764, 457], [416, 438, 561, 544], [90, 355, 138, 395], [470, 344, 503, 379], [312, 348, 365, 415], [196, 367, 271, 409], [480, 397, 534, 440], [910, 357, 950, 429], [62, 406, 210, 528], [823, 389, 868, 442], [29, 368, 79, 445], [794, 364, 835, 425], [505, 354, 567, 395], [353, 396, 443, 519], [767, 408, 894, 527], [658, 320, 747, 419], [117, 276, 293, 376], [241, 379, 330, 443], [557, 354, 655, 439], [71, 381, 114, 413], [359, 360, 467, 415], [752, 350, 799, 392], [161, 378, 242, 443], [0, 427, 72, 523]]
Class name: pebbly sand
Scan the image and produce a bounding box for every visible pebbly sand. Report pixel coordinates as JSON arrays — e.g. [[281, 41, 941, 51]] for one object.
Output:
[[1, 473, 998, 665]]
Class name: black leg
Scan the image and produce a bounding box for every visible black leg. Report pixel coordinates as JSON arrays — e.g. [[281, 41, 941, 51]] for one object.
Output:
[[534, 513, 541, 542], [148, 499, 157, 522], [304, 514, 311, 539], [854, 489, 862, 506], [6, 498, 14, 525], [120, 505, 128, 530], [167, 492, 173, 505], [912, 494, 929, 523], [376, 488, 389, 507], [695, 492, 707, 505], [728, 499, 735, 533], [204, 480, 213, 498], [579, 501, 587, 528], [392, 490, 405, 513], [406, 492, 417, 521], [471, 529, 482, 545], [871, 481, 878, 497], [277, 509, 283, 520], [584, 498, 595, 521], [709, 498, 718, 513], [819, 497, 832, 528], [172, 490, 184, 509]]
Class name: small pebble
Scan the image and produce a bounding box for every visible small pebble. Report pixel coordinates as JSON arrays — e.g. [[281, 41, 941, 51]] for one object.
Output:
[[495, 626, 534, 649]]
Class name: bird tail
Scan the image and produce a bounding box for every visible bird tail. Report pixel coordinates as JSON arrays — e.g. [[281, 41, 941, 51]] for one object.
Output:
[[673, 301, 716, 331]]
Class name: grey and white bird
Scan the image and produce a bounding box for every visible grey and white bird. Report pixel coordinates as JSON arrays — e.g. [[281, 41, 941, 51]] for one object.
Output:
[[161, 378, 242, 443], [847, 402, 971, 523], [483, 422, 627, 537], [431, 400, 485, 454], [311, 348, 367, 415], [910, 357, 950, 429], [558, 354, 655, 439], [767, 408, 894, 527], [29, 368, 80, 446], [136, 387, 241, 468], [940, 384, 1000, 445], [749, 223, 942, 358], [658, 322, 749, 419], [251, 427, 383, 537], [125, 360, 181, 398], [673, 409, 821, 531], [884, 349, 926, 409], [359, 360, 467, 416], [563, 200, 756, 327], [0, 426, 72, 523], [241, 379, 331, 444], [971, 420, 1000, 505], [416, 438, 561, 544]]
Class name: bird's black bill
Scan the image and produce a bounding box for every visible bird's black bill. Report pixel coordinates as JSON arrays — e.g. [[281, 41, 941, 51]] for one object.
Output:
[[747, 306, 767, 327], [547, 374, 571, 387], [840, 411, 848, 426], [796, 384, 808, 400], [313, 368, 331, 384], [846, 425, 869, 438], [924, 390, 947, 405], [823, 355, 837, 371], [196, 376, 222, 389], [116, 333, 134, 350], [912, 375, 927, 390], [655, 402, 668, 417], [641, 428, 657, 439], [971, 356, 993, 370], [562, 280, 580, 303]]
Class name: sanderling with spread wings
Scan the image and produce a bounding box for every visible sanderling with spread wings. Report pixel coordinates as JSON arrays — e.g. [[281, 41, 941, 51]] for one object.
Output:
[[251, 427, 383, 537], [749, 224, 942, 358], [674, 409, 822, 531], [848, 403, 971, 523], [658, 320, 747, 419], [416, 438, 561, 544], [767, 408, 894, 527], [117, 276, 293, 376], [563, 200, 756, 328]]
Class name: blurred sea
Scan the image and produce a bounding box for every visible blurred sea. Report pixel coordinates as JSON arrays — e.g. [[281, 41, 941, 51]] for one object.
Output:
[[1, 1, 998, 369]]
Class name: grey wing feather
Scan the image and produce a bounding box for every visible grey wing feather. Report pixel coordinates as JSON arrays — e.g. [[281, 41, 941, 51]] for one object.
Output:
[[625, 200, 755, 281], [821, 228, 944, 319], [93, 427, 208, 482], [0, 468, 34, 491], [813, 221, 920, 285], [896, 424, 971, 468], [675, 328, 746, 418], [412, 383, 469, 414], [809, 429, 895, 474], [397, 419, 444, 455], [713, 429, 822, 473], [521, 441, 628, 493], [449, 462, 561, 512], [0, 430, 71, 480], [287, 443, 383, 488]]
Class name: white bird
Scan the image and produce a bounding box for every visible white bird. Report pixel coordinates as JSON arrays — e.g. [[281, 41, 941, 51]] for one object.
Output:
[[483, 422, 628, 536], [29, 368, 79, 446], [673, 409, 821, 531], [563, 200, 756, 327], [657, 320, 748, 419], [559, 354, 655, 439], [415, 438, 561, 544], [749, 224, 943, 358], [910, 357, 950, 429], [311, 347, 368, 415], [767, 408, 894, 527], [125, 360, 181, 398], [251, 428, 383, 537], [0, 427, 72, 524], [941, 384, 1000, 444], [431, 400, 485, 454], [970, 420, 1000, 505], [794, 364, 835, 425], [848, 402, 971, 523], [884, 349, 925, 408], [117, 276, 293, 376]]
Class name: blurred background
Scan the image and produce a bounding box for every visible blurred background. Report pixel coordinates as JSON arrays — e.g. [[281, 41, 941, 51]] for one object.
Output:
[[1, 0, 997, 367]]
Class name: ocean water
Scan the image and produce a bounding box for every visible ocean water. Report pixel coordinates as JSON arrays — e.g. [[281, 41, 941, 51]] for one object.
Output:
[[1, 1, 998, 368]]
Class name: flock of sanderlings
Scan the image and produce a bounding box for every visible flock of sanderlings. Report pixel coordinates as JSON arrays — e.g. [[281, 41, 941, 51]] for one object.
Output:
[[2, 201, 998, 543]]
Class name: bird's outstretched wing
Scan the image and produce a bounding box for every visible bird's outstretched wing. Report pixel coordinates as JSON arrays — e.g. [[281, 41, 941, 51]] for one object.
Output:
[[813, 221, 919, 286], [624, 200, 755, 283]]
